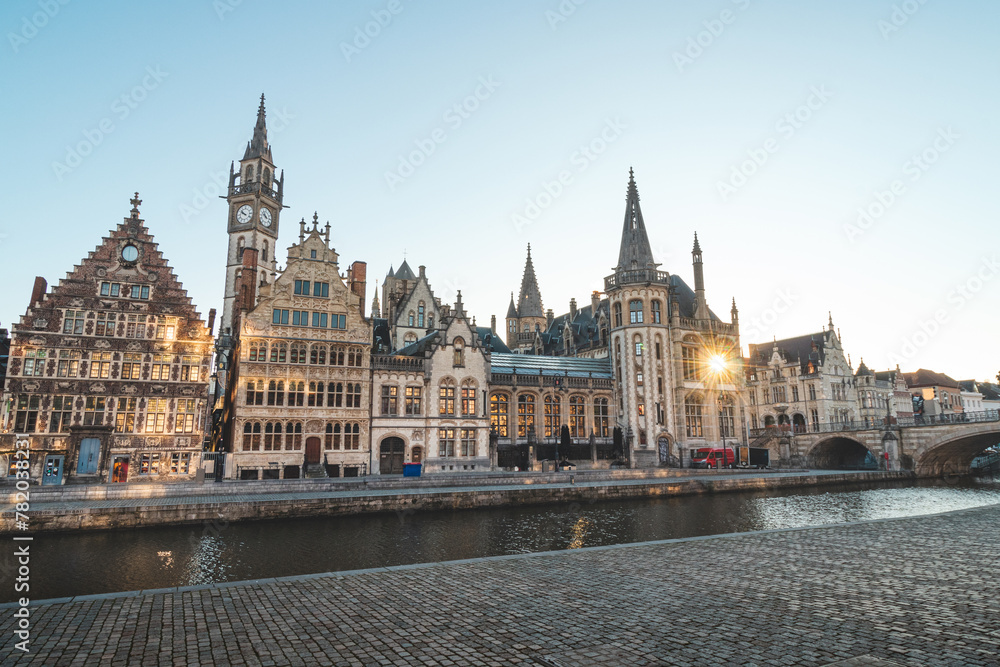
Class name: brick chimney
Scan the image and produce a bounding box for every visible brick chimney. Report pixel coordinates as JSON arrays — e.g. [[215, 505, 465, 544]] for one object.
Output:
[[30, 277, 47, 306], [591, 290, 601, 313], [349, 261, 367, 316], [207, 308, 217, 335], [569, 298, 578, 322]]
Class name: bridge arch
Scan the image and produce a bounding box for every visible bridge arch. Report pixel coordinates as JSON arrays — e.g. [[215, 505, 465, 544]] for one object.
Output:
[[807, 435, 875, 470], [914, 427, 1000, 476]]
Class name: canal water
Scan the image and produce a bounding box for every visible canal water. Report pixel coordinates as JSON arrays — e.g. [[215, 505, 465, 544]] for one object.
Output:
[[9, 476, 1000, 602]]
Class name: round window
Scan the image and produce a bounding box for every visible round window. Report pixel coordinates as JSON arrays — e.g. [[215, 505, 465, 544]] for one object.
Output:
[[121, 244, 139, 262]]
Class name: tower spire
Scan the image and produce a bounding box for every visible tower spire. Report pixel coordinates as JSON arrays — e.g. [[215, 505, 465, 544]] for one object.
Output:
[[243, 93, 272, 160], [517, 244, 544, 318], [616, 168, 658, 273]]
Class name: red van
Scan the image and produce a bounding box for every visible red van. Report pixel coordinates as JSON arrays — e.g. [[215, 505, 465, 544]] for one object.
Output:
[[692, 447, 735, 469]]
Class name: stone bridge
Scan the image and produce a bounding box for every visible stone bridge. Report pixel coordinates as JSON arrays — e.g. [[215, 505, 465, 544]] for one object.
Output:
[[751, 411, 1000, 477]]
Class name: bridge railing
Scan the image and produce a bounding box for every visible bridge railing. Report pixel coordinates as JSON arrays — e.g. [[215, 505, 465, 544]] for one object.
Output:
[[748, 409, 1000, 439], [897, 410, 1000, 428]]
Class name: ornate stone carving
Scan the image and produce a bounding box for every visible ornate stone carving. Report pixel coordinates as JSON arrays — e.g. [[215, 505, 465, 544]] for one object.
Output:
[[32, 319, 48, 329], [95, 339, 111, 349], [122, 385, 138, 394], [90, 383, 106, 393]]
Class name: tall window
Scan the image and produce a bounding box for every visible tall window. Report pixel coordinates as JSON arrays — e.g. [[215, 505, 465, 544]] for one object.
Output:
[[346, 383, 363, 408], [249, 342, 266, 362], [267, 380, 285, 406], [569, 396, 586, 438], [286, 423, 303, 450], [594, 398, 609, 437], [682, 346, 699, 381], [62, 310, 85, 335], [243, 422, 261, 451], [308, 381, 325, 407], [685, 395, 704, 438], [344, 423, 361, 450], [490, 394, 509, 437], [325, 423, 341, 450], [175, 399, 197, 433], [438, 428, 456, 457], [310, 345, 327, 365], [13, 395, 40, 432], [180, 356, 200, 381], [330, 347, 345, 366], [264, 422, 283, 451], [792, 386, 799, 402], [517, 394, 536, 438], [651, 300, 662, 324], [613, 303, 622, 328], [460, 429, 476, 457], [328, 382, 343, 408], [95, 312, 115, 337], [270, 343, 287, 363], [405, 386, 422, 415], [381, 385, 398, 415], [408, 311, 415, 326], [89, 352, 111, 379], [543, 395, 561, 438], [461, 381, 476, 416], [439, 379, 456, 416], [811, 409, 819, 432], [453, 338, 465, 366], [290, 343, 306, 364], [718, 395, 735, 438], [144, 398, 166, 433], [246, 380, 264, 406], [418, 302, 425, 328], [52, 395, 75, 433], [629, 299, 644, 324], [151, 354, 170, 381]]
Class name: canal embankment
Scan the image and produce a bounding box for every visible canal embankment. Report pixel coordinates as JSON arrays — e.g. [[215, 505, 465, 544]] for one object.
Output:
[[1, 469, 913, 533]]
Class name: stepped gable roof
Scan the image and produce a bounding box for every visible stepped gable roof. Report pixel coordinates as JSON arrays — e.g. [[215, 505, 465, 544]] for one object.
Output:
[[748, 331, 828, 372], [902, 368, 960, 389], [476, 326, 511, 353], [491, 352, 612, 379]]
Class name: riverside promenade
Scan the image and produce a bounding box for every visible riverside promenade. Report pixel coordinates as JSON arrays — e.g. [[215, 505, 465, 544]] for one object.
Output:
[[2, 503, 999, 666], [2, 469, 909, 532]]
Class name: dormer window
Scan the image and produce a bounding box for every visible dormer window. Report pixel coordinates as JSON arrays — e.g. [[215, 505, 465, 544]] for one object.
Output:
[[311, 250, 317, 259], [453, 338, 465, 367]]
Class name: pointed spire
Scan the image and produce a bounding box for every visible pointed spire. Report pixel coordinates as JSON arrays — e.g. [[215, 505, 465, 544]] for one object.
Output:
[[517, 244, 544, 318], [243, 93, 272, 160], [129, 192, 142, 219], [506, 292, 518, 319], [616, 168, 658, 273], [692, 232, 702, 255], [372, 290, 381, 318], [828, 311, 835, 332]]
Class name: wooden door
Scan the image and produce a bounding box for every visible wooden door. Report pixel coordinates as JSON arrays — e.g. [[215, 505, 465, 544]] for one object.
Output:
[[305, 437, 321, 465]]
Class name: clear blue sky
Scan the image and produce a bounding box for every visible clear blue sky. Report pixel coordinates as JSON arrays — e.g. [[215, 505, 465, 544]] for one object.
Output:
[[2, 0, 997, 381]]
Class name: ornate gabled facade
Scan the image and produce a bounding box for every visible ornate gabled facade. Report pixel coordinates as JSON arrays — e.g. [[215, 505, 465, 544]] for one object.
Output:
[[380, 261, 443, 350], [1, 195, 214, 484], [745, 317, 858, 438], [371, 293, 491, 474], [222, 216, 371, 479]]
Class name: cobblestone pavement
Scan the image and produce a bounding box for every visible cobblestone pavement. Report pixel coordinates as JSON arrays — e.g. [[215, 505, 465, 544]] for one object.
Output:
[[2, 504, 998, 666], [1, 469, 864, 513]]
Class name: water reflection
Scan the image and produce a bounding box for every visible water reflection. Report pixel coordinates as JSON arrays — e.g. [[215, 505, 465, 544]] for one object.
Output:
[[13, 476, 1000, 602]]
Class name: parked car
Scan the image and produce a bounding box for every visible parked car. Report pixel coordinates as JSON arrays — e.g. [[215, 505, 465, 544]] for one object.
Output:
[[691, 447, 735, 469]]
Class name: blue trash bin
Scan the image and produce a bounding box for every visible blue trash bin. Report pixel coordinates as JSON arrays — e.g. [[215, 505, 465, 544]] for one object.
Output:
[[403, 463, 422, 477]]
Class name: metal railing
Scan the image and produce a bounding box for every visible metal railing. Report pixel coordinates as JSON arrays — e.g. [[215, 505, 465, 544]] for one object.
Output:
[[604, 269, 672, 290], [229, 181, 281, 202], [372, 355, 425, 373], [748, 409, 1000, 438]]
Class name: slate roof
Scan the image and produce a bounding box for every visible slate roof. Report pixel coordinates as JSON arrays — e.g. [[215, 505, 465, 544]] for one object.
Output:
[[395, 331, 440, 357], [542, 300, 608, 355], [394, 260, 416, 281], [476, 327, 511, 354], [855, 360, 874, 377], [748, 331, 828, 373], [616, 168, 658, 272], [243, 94, 272, 161], [670, 274, 722, 322], [516, 245, 544, 318], [902, 369, 960, 389], [490, 352, 612, 378], [959, 380, 1000, 401]]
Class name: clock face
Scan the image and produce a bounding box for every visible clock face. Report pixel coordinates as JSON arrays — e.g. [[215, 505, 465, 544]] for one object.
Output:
[[259, 208, 272, 227], [236, 204, 253, 224]]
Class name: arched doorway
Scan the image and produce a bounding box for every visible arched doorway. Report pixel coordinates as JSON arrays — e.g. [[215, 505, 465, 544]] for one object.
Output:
[[764, 415, 776, 427], [792, 413, 806, 434], [411, 446, 423, 464], [305, 437, 321, 465], [380, 437, 405, 474]]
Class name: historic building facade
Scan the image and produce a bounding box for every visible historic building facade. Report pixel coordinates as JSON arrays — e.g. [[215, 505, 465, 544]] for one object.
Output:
[[222, 217, 371, 479], [1, 196, 213, 484]]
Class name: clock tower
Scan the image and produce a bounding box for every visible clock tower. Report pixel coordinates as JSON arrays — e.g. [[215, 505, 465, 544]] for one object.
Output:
[[220, 94, 283, 338]]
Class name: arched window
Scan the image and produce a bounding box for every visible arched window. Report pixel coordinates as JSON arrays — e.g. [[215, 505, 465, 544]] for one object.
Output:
[[245, 164, 254, 182], [311, 345, 326, 365], [264, 422, 282, 451], [308, 381, 325, 407], [453, 337, 465, 367], [242, 422, 261, 451], [345, 423, 361, 450], [629, 299, 644, 324], [613, 302, 622, 328], [325, 423, 341, 450], [245, 380, 264, 406], [569, 396, 586, 438], [290, 343, 306, 364], [236, 236, 245, 258], [718, 394, 735, 439], [288, 381, 305, 406], [263, 167, 271, 186], [517, 394, 536, 438], [286, 422, 302, 450], [261, 241, 268, 262], [594, 398, 609, 437], [685, 394, 704, 438], [330, 346, 345, 366], [418, 301, 425, 328], [461, 379, 477, 416], [346, 382, 362, 408], [328, 382, 343, 408], [543, 395, 561, 438], [270, 343, 286, 363], [439, 378, 456, 416], [267, 381, 284, 406], [408, 311, 415, 327], [428, 314, 434, 328], [651, 300, 661, 324], [490, 394, 509, 437], [508, 320, 516, 333], [403, 333, 417, 345], [682, 340, 699, 381]]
